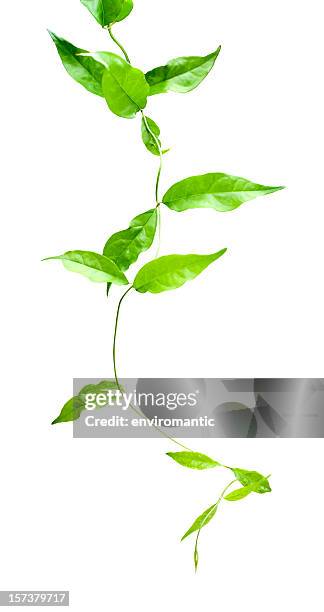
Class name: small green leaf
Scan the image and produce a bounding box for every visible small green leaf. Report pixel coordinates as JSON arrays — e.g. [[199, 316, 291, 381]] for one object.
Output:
[[80, 0, 133, 27], [146, 47, 221, 95], [52, 380, 120, 424], [163, 173, 285, 213], [43, 251, 129, 284], [181, 504, 218, 541], [103, 209, 157, 271], [141, 116, 169, 156], [100, 52, 149, 118], [52, 397, 85, 425], [225, 475, 271, 502], [167, 451, 221, 470], [231, 468, 272, 494], [48, 31, 105, 96], [133, 249, 227, 294]]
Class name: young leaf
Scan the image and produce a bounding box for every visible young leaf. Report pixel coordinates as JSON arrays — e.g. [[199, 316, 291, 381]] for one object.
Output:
[[231, 468, 272, 494], [224, 475, 271, 501], [133, 249, 227, 294], [100, 52, 149, 118], [43, 251, 129, 284], [181, 504, 218, 541], [48, 31, 104, 96], [167, 451, 221, 470], [80, 0, 133, 27], [103, 209, 157, 271], [145, 47, 221, 95], [52, 397, 85, 425], [163, 173, 285, 212], [52, 380, 120, 424], [141, 116, 169, 156]]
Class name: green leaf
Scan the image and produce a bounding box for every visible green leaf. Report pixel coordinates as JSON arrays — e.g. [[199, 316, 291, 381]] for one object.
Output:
[[167, 451, 221, 470], [43, 251, 129, 284], [145, 47, 221, 95], [224, 475, 271, 502], [80, 0, 133, 26], [181, 504, 218, 541], [163, 173, 285, 213], [48, 31, 105, 96], [133, 249, 227, 294], [231, 468, 272, 494], [52, 380, 120, 424], [141, 116, 169, 156], [100, 52, 149, 118], [103, 209, 157, 271]]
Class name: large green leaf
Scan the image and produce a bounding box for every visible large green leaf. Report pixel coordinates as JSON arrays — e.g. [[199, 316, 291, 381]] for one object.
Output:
[[133, 249, 227, 294], [231, 468, 272, 494], [181, 504, 218, 541], [145, 47, 221, 95], [48, 31, 104, 96], [80, 0, 133, 26], [103, 209, 157, 271], [43, 251, 129, 284], [163, 173, 284, 212], [100, 52, 149, 118], [52, 380, 120, 424], [167, 451, 221, 470]]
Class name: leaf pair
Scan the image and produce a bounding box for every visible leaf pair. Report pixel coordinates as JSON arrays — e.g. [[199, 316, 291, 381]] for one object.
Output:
[[44, 248, 227, 294], [49, 32, 221, 109], [52, 380, 120, 424]]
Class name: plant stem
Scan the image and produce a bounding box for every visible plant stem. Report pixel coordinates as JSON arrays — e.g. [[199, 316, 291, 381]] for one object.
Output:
[[140, 111, 164, 256], [106, 27, 164, 256], [112, 287, 193, 451], [107, 25, 131, 63]]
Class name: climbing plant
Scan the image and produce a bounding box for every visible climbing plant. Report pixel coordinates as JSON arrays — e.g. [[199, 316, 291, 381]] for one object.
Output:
[[45, 0, 283, 570]]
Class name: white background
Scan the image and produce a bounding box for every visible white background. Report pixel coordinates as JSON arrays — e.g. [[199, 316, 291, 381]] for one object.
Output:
[[1, 0, 323, 609]]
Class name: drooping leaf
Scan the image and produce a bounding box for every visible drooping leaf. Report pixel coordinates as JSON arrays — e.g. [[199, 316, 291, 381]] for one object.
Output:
[[231, 468, 272, 494], [145, 47, 221, 95], [133, 249, 227, 294], [100, 52, 149, 118], [52, 397, 85, 425], [103, 209, 157, 271], [43, 251, 129, 284], [48, 31, 105, 96], [167, 451, 221, 470], [80, 0, 133, 26], [163, 173, 285, 212], [141, 116, 169, 156], [52, 380, 120, 424], [181, 504, 218, 541], [224, 475, 271, 502]]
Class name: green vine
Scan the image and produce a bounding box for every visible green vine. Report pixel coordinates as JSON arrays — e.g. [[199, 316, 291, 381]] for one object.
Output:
[[45, 0, 284, 570]]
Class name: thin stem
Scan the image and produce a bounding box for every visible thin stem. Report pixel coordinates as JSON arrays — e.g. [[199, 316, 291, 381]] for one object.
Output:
[[112, 287, 193, 451], [113, 287, 133, 383], [107, 25, 131, 63]]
